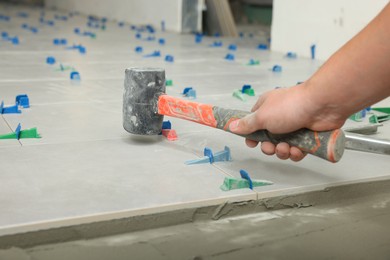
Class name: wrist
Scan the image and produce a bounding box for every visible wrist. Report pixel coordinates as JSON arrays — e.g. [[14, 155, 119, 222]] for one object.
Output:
[[299, 79, 348, 130]]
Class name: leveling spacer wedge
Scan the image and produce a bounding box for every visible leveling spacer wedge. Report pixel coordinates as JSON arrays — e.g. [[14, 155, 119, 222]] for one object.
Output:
[[0, 123, 41, 140], [220, 170, 273, 191]]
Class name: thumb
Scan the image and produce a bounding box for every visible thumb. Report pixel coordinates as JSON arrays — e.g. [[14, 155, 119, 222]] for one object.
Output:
[[229, 112, 263, 135]]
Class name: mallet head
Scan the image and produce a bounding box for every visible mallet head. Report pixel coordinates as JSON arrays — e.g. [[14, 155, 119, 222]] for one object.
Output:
[[123, 68, 166, 135]]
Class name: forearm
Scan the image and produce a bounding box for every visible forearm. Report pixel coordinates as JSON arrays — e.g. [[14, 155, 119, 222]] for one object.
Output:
[[306, 3, 390, 120], [230, 3, 390, 162]]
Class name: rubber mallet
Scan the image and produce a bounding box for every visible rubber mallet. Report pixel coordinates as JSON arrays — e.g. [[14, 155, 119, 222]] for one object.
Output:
[[123, 68, 345, 162]]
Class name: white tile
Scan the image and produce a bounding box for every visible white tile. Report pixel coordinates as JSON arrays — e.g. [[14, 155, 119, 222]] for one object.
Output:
[[0, 139, 255, 235], [3, 101, 125, 145]]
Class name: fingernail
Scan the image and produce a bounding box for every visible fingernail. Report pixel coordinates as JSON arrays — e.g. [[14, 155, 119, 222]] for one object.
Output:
[[229, 120, 239, 131]]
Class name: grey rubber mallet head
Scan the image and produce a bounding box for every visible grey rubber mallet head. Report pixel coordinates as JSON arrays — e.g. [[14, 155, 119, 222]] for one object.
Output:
[[123, 68, 166, 135]]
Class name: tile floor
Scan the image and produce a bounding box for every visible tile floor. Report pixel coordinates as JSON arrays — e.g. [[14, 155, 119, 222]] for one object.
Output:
[[0, 4, 389, 238]]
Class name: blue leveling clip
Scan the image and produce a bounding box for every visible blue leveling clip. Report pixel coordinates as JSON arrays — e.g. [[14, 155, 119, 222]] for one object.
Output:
[[135, 46, 143, 53], [53, 38, 67, 45], [247, 59, 260, 65], [1, 34, 18, 44], [159, 120, 172, 135], [146, 25, 155, 33], [67, 44, 86, 54], [82, 31, 96, 37], [239, 170, 253, 190], [286, 52, 297, 58], [225, 53, 235, 61], [70, 71, 80, 80], [0, 14, 10, 21], [30, 27, 38, 33], [185, 146, 232, 165], [242, 85, 251, 93], [46, 56, 56, 65], [182, 87, 196, 99], [165, 55, 174, 62], [272, 65, 282, 72], [210, 41, 223, 47], [158, 38, 165, 45], [162, 120, 171, 130], [228, 44, 237, 51], [78, 46, 86, 54], [257, 44, 268, 50], [182, 87, 192, 95], [195, 33, 203, 43], [13, 37, 19, 45], [145, 36, 155, 41], [311, 44, 316, 59], [143, 50, 161, 57], [0, 101, 21, 114], [15, 94, 29, 108], [241, 84, 255, 96], [14, 123, 21, 140], [204, 148, 214, 163]]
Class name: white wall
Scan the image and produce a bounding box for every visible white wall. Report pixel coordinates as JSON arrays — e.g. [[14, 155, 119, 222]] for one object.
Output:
[[45, 0, 183, 32], [271, 0, 389, 60]]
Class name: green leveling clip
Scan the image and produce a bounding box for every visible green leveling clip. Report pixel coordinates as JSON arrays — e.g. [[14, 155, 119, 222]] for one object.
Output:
[[220, 170, 273, 191], [0, 123, 41, 140]]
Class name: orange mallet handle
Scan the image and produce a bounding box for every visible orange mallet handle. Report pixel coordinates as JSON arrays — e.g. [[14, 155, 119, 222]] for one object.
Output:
[[158, 95, 345, 163]]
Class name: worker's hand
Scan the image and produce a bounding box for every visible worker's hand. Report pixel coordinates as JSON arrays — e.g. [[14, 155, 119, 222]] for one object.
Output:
[[229, 84, 345, 161]]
